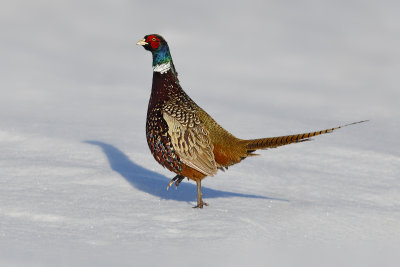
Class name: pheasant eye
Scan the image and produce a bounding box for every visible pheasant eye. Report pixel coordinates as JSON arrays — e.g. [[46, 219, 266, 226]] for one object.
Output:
[[152, 38, 156, 41]]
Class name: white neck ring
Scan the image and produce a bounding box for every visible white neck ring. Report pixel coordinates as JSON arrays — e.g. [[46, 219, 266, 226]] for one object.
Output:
[[153, 61, 171, 74]]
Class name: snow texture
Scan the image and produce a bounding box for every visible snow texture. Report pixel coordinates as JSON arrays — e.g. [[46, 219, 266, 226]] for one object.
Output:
[[1, 0, 399, 266]]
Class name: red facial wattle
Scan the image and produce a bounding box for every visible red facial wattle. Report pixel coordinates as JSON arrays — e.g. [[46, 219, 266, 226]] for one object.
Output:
[[146, 35, 160, 49]]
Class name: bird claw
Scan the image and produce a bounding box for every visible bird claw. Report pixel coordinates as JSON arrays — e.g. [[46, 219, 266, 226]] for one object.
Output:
[[166, 180, 174, 190], [174, 178, 183, 188], [166, 175, 185, 190], [193, 202, 209, 209]]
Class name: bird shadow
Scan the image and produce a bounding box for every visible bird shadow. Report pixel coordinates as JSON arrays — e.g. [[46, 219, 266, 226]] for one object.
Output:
[[84, 140, 288, 204]]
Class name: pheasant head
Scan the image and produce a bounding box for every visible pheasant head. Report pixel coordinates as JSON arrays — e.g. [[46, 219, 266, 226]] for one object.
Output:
[[136, 34, 174, 71]]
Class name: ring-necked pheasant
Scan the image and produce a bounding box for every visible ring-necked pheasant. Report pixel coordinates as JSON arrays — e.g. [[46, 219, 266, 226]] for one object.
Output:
[[137, 34, 366, 208]]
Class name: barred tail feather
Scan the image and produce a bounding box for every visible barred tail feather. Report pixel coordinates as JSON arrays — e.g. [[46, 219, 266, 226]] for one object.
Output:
[[245, 120, 368, 151]]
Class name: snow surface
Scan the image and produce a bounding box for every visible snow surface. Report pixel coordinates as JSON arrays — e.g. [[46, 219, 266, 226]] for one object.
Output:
[[1, 0, 400, 266]]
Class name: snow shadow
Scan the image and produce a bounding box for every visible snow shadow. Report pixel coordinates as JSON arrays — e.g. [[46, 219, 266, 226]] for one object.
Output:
[[85, 141, 288, 204]]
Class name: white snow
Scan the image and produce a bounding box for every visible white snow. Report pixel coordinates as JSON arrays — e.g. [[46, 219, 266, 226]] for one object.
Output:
[[1, 0, 400, 266]]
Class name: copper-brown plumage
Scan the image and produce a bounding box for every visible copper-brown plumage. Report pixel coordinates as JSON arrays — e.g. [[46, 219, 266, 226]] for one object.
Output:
[[137, 34, 367, 208]]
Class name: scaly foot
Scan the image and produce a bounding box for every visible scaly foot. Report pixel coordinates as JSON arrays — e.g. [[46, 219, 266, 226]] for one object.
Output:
[[166, 175, 185, 190], [193, 201, 209, 209]]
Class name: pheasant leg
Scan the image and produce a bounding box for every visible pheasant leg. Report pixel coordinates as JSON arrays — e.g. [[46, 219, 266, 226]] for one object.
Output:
[[193, 180, 208, 208]]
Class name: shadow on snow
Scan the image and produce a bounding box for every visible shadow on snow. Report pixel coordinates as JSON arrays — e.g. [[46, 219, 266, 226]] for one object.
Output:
[[85, 140, 288, 204]]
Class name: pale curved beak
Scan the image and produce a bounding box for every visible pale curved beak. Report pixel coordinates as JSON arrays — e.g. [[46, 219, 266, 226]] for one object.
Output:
[[136, 38, 148, 46]]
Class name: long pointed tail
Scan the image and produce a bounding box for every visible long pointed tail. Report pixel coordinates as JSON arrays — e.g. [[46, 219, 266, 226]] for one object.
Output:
[[245, 120, 368, 151]]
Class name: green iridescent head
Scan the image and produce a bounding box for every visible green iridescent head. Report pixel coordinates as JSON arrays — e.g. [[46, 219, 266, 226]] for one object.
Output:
[[137, 34, 172, 66]]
